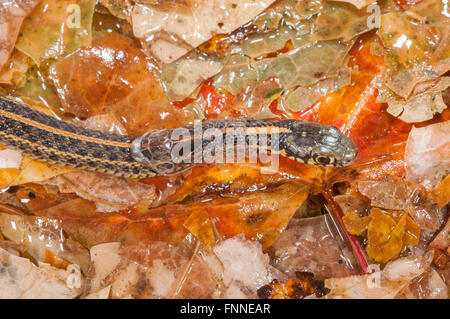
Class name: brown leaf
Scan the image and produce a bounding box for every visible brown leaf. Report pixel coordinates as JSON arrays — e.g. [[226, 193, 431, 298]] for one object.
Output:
[[0, 0, 40, 69], [405, 121, 450, 189], [132, 0, 276, 64], [271, 215, 360, 280], [0, 246, 83, 298], [213, 235, 274, 298], [50, 32, 194, 136], [324, 253, 433, 299], [378, 1, 450, 98], [86, 240, 220, 298], [53, 171, 156, 212], [384, 77, 450, 123], [357, 175, 440, 231], [0, 213, 90, 274]]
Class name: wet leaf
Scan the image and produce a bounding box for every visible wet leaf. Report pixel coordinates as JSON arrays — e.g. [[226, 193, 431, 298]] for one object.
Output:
[[132, 0, 276, 64], [313, 1, 373, 41], [334, 0, 378, 9], [86, 240, 220, 298], [52, 171, 156, 212], [98, 0, 131, 21], [213, 40, 353, 95], [214, 235, 274, 298], [161, 56, 224, 102], [258, 272, 327, 299], [397, 267, 448, 299], [0, 148, 22, 169], [271, 215, 360, 280], [183, 210, 215, 250], [169, 162, 323, 203], [0, 50, 33, 87], [431, 174, 450, 209], [283, 68, 352, 112], [366, 208, 420, 263], [383, 77, 450, 123], [343, 212, 371, 235], [429, 218, 449, 252], [0, 246, 83, 298], [50, 32, 194, 136], [405, 120, 450, 189], [357, 175, 425, 211], [0, 153, 73, 190], [378, 0, 450, 98], [0, 0, 41, 69], [357, 175, 440, 231], [34, 183, 308, 250], [0, 213, 90, 274], [15, 0, 96, 65], [324, 253, 432, 298], [334, 194, 371, 216]]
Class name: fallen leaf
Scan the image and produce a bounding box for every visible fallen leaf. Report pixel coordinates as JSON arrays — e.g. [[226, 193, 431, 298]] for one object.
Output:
[[357, 175, 441, 231], [0, 0, 40, 69], [0, 149, 22, 169], [183, 210, 215, 250], [0, 50, 32, 87], [431, 174, 450, 209], [52, 171, 156, 212], [283, 68, 352, 112], [312, 1, 373, 41], [366, 208, 420, 263], [84, 285, 111, 299], [0, 213, 90, 274], [86, 240, 220, 298], [132, 0, 276, 64], [98, 0, 131, 20], [378, 1, 450, 98], [324, 253, 432, 298], [384, 77, 449, 123], [343, 212, 371, 235], [258, 271, 327, 299], [213, 40, 353, 96], [333, 0, 378, 9], [271, 215, 360, 280], [429, 218, 449, 252], [214, 235, 273, 298], [405, 121, 450, 189], [397, 267, 448, 299], [15, 0, 96, 65], [50, 32, 194, 136], [0, 154, 73, 190], [0, 246, 83, 298]]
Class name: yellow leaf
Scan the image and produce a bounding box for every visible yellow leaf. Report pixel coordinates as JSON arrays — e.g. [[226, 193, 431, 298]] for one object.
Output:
[[0, 155, 73, 189], [342, 211, 371, 235], [184, 210, 216, 250]]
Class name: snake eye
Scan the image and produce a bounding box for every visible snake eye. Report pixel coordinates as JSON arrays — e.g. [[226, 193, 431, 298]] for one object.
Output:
[[314, 154, 331, 165]]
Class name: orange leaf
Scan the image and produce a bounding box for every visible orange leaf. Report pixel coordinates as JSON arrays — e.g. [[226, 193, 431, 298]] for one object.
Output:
[[367, 208, 405, 263], [50, 32, 193, 136], [431, 174, 450, 209], [183, 210, 215, 250], [343, 212, 371, 235]]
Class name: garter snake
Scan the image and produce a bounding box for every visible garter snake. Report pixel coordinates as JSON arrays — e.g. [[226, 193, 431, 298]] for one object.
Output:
[[0, 96, 357, 178]]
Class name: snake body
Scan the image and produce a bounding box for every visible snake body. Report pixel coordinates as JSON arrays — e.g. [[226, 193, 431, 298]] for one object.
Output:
[[0, 96, 357, 178]]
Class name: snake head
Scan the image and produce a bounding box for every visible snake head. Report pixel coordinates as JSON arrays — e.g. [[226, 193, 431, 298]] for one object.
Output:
[[283, 121, 358, 167]]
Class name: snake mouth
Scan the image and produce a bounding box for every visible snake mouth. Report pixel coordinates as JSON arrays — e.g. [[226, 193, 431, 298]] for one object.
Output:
[[342, 142, 358, 166]]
